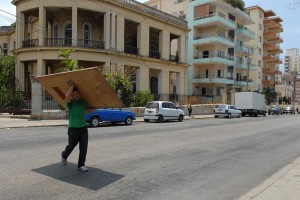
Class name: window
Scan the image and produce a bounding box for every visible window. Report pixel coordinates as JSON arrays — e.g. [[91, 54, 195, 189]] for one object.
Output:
[[3, 43, 8, 56], [53, 21, 59, 45], [259, 36, 262, 43], [258, 60, 261, 66], [258, 48, 262, 55], [64, 21, 72, 46], [217, 50, 224, 58], [259, 24, 262, 30], [174, 0, 184, 4], [83, 23, 91, 46], [168, 103, 177, 109], [259, 12, 263, 18]]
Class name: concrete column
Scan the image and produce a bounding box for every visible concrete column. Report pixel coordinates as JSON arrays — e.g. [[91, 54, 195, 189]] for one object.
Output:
[[221, 89, 226, 104], [116, 15, 124, 52], [72, 5, 78, 46], [16, 11, 24, 48], [104, 12, 111, 50], [31, 77, 42, 119], [137, 23, 149, 57], [159, 30, 170, 60], [39, 6, 46, 46], [136, 66, 149, 91], [110, 13, 116, 50], [158, 69, 169, 95], [230, 90, 235, 105], [178, 34, 187, 63], [176, 71, 185, 95], [37, 58, 46, 76]]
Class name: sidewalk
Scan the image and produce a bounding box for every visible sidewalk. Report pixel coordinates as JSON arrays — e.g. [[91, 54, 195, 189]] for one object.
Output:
[[1, 114, 300, 200], [0, 113, 213, 129]]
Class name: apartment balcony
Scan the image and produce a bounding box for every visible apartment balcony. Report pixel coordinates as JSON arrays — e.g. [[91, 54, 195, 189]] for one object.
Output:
[[263, 32, 276, 40], [193, 54, 234, 66], [193, 75, 234, 85], [194, 34, 235, 48], [125, 45, 139, 55], [234, 79, 253, 86], [22, 39, 39, 48], [269, 26, 283, 33], [262, 67, 277, 74], [263, 54, 277, 62], [193, 13, 235, 30], [264, 19, 277, 28], [235, 61, 248, 70], [235, 44, 248, 54], [262, 79, 275, 86], [235, 27, 255, 41], [270, 36, 283, 43]]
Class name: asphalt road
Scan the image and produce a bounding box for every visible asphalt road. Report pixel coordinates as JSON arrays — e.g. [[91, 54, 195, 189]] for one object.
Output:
[[1, 114, 300, 200]]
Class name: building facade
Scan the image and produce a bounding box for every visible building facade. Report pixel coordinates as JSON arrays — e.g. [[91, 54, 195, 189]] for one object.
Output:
[[284, 48, 300, 73], [1, 0, 190, 101]]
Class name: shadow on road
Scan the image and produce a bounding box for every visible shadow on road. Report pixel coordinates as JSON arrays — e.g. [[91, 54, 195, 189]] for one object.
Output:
[[32, 162, 124, 191]]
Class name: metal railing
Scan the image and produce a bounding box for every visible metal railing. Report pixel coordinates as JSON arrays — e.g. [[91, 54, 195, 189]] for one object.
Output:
[[149, 50, 161, 59], [22, 39, 39, 48], [124, 45, 139, 55]]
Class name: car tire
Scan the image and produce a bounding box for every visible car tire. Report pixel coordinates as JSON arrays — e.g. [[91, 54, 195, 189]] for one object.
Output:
[[90, 116, 100, 127], [124, 116, 133, 125], [238, 113, 242, 118], [144, 119, 150, 122], [227, 113, 231, 118], [178, 114, 183, 122], [214, 115, 219, 118], [157, 115, 164, 123]]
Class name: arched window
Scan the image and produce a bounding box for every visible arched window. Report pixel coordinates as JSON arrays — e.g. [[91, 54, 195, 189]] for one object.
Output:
[[53, 21, 59, 45], [83, 22, 91, 46], [64, 21, 72, 46], [150, 76, 158, 93]]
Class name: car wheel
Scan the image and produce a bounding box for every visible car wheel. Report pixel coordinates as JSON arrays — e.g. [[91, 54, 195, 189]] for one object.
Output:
[[157, 115, 164, 123], [178, 114, 183, 122], [90, 116, 100, 127], [227, 113, 231, 118], [144, 119, 150, 122], [124, 116, 133, 125], [238, 113, 242, 118], [214, 115, 219, 118], [111, 122, 117, 125]]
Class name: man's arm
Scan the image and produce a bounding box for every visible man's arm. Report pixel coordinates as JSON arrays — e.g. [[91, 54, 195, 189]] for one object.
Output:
[[65, 84, 74, 104]]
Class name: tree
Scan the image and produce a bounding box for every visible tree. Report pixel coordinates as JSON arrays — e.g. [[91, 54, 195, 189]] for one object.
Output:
[[57, 49, 79, 72], [225, 0, 245, 11], [0, 54, 15, 90], [262, 87, 277, 105]]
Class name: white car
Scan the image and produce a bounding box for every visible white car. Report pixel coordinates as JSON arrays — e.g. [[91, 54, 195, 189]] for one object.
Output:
[[144, 101, 185, 122], [214, 104, 242, 118]]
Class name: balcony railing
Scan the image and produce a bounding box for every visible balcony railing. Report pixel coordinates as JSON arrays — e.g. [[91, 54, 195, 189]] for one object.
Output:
[[149, 50, 161, 59], [124, 45, 139, 55], [22, 39, 39, 48], [77, 39, 105, 49]]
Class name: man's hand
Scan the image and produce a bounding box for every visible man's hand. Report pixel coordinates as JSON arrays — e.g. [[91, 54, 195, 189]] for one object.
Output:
[[65, 80, 75, 103]]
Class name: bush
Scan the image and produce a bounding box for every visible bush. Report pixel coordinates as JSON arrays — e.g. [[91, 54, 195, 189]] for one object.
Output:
[[132, 91, 153, 107]]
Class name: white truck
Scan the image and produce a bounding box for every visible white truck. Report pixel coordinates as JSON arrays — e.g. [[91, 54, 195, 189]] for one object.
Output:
[[235, 92, 266, 117]]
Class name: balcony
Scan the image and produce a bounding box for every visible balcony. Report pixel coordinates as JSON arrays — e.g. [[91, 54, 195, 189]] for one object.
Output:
[[235, 44, 248, 54], [194, 34, 234, 47], [263, 67, 277, 74], [193, 13, 235, 30], [262, 79, 275, 86], [22, 39, 39, 48], [236, 27, 255, 41], [235, 61, 248, 70], [193, 75, 234, 85], [149, 50, 161, 59], [193, 54, 234, 66], [124, 45, 139, 55], [235, 79, 253, 86]]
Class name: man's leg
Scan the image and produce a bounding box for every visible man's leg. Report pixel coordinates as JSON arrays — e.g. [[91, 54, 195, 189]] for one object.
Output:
[[62, 128, 79, 159], [78, 126, 88, 168]]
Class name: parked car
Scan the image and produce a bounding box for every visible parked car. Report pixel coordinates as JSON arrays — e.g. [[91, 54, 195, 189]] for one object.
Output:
[[143, 101, 184, 122], [282, 105, 296, 114], [85, 108, 136, 127], [213, 104, 242, 118], [267, 105, 282, 115]]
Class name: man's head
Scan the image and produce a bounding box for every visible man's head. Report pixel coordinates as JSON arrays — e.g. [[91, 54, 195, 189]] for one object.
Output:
[[71, 87, 81, 100]]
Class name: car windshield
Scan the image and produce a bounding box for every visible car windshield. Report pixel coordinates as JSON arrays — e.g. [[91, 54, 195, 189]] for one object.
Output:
[[216, 105, 227, 109], [146, 102, 159, 108]]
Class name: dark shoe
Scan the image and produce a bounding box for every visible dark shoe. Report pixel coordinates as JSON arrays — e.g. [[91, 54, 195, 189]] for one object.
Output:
[[61, 152, 67, 165]]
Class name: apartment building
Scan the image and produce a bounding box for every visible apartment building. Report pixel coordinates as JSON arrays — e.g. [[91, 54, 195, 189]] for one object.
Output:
[[284, 48, 300, 73], [146, 0, 257, 104], [246, 6, 283, 92], [0, 0, 190, 101]]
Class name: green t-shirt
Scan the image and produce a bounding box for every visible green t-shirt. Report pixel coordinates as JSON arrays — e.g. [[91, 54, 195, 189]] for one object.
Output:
[[66, 99, 88, 128]]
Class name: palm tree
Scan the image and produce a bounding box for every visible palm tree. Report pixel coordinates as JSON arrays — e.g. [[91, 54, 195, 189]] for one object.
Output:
[[262, 87, 277, 105]]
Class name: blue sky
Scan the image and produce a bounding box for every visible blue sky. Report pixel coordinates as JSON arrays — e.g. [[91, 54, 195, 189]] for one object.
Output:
[[0, 0, 299, 62]]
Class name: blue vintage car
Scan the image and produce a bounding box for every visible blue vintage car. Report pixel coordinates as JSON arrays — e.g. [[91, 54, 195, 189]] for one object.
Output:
[[85, 108, 136, 127]]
